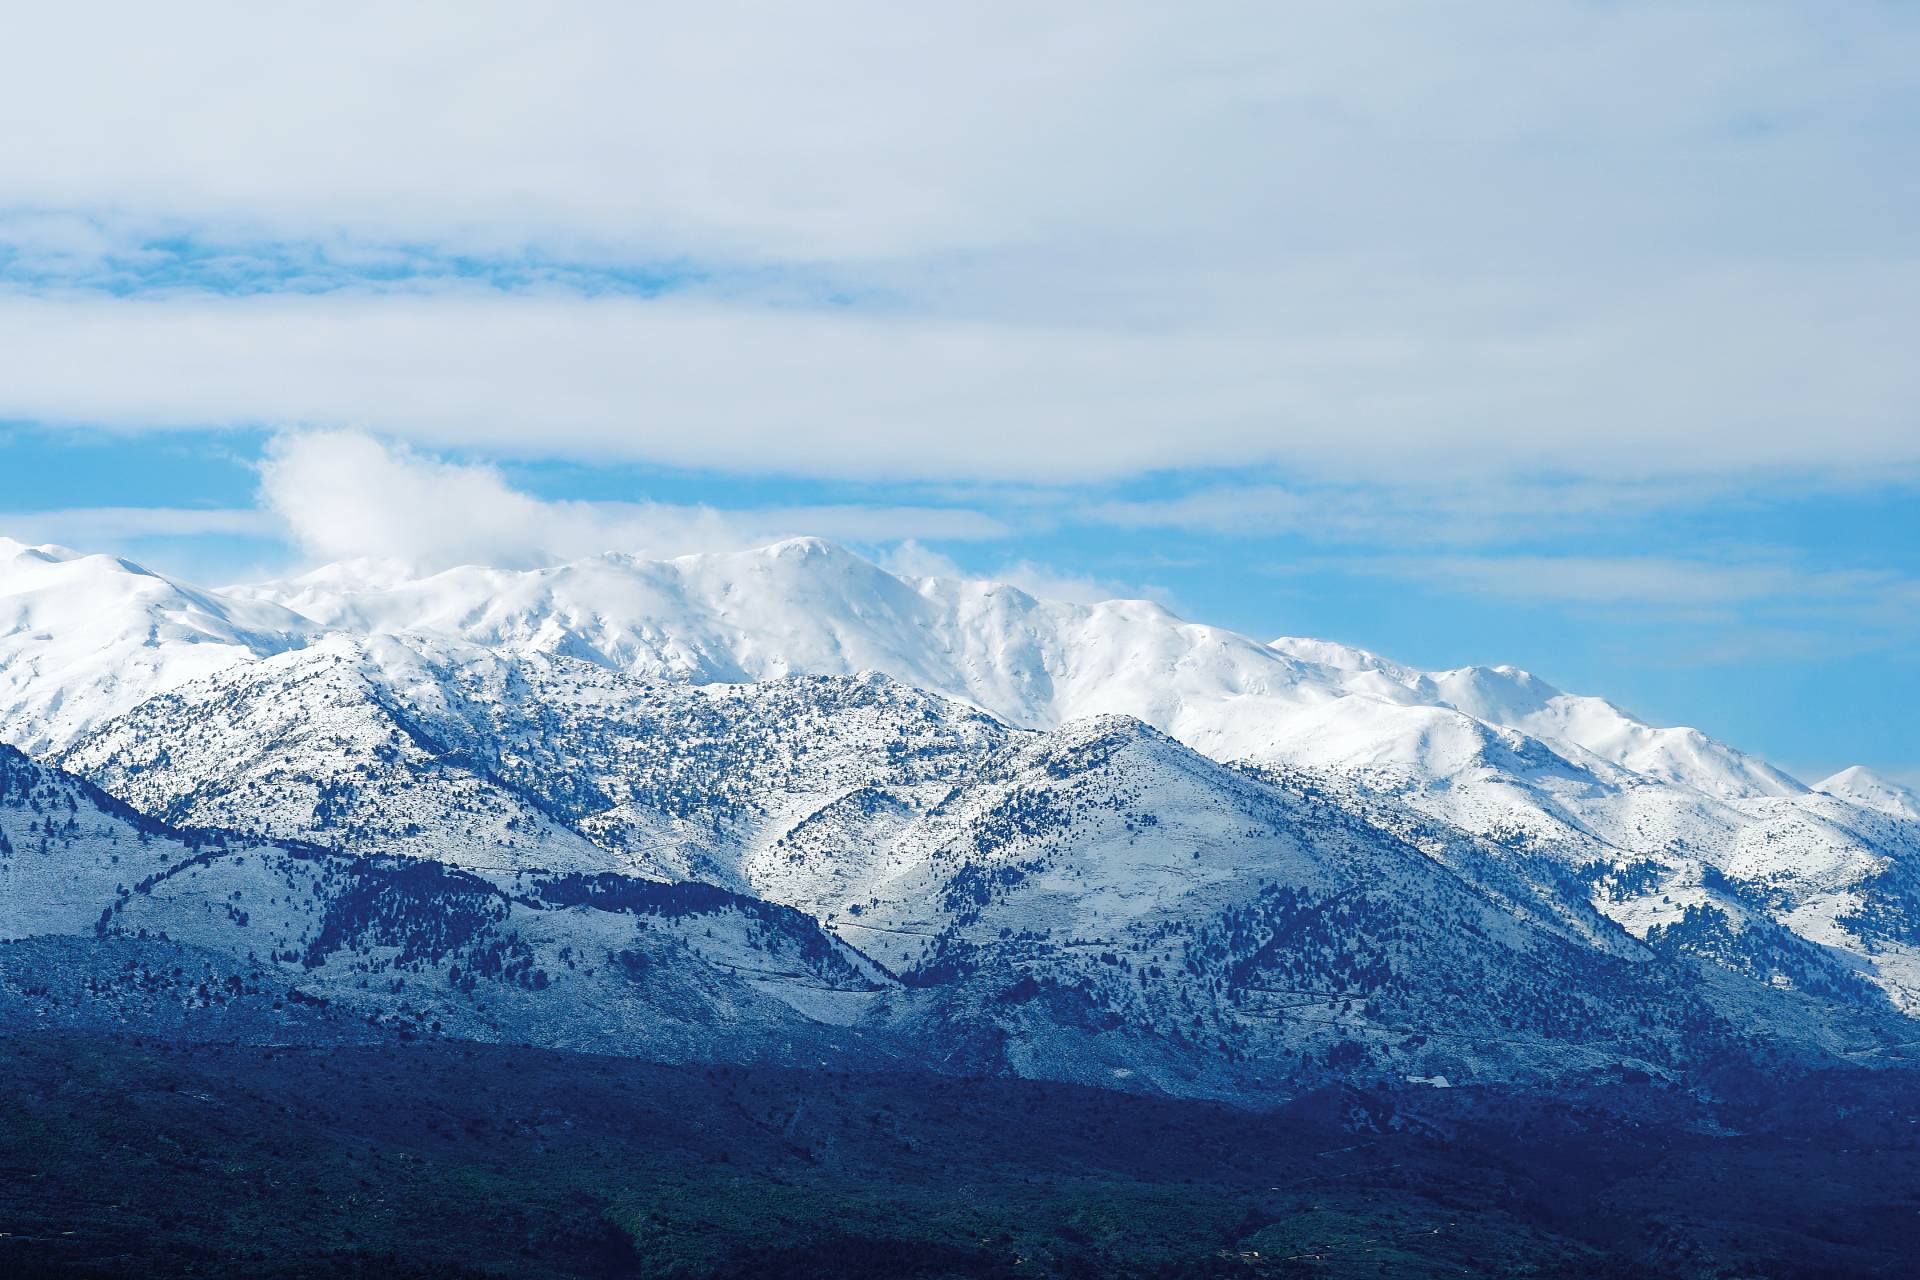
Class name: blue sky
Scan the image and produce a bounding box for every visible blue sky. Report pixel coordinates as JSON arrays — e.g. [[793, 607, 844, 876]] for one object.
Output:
[[0, 3, 1916, 784]]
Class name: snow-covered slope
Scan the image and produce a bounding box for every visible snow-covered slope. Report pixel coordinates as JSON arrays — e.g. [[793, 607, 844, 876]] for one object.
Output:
[[13, 718, 1909, 1096], [230, 538, 1355, 763], [1269, 636, 1805, 799], [1820, 766, 1920, 822], [50, 628, 1920, 1028], [61, 636, 1013, 888], [217, 537, 1816, 804], [774, 717, 1891, 1094], [57, 635, 618, 874], [0, 537, 310, 753], [0, 741, 895, 1059], [0, 533, 1829, 807]]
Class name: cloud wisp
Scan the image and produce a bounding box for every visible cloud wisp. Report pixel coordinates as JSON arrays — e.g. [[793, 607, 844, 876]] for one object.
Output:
[[0, 506, 274, 544], [1319, 552, 1920, 642], [879, 540, 1169, 608]]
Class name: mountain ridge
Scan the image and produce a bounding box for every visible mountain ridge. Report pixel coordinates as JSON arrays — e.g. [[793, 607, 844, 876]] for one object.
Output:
[[7, 532, 1869, 801], [6, 532, 1920, 1100], [217, 536, 1830, 799]]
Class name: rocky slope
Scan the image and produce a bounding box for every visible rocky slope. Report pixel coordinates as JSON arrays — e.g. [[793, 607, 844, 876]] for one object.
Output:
[[1, 741, 892, 1064]]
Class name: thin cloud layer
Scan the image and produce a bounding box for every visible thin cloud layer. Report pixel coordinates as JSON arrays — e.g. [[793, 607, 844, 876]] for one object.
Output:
[[1330, 553, 1920, 635], [1, 280, 1915, 483], [0, 506, 273, 544], [0, 5, 1915, 482]]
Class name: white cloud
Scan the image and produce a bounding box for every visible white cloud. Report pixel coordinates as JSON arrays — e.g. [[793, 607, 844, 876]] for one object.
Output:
[[0, 278, 1915, 484], [0, 5, 1916, 484], [258, 431, 1004, 570], [877, 541, 969, 580], [2, 3, 1911, 266], [996, 561, 1168, 609], [0, 4, 1173, 263]]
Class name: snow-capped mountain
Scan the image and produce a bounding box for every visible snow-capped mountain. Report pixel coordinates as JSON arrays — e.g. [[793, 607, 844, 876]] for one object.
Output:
[[59, 634, 1013, 888], [0, 536, 309, 753], [42, 627, 1920, 1054], [5, 533, 1826, 805], [1268, 636, 1805, 798], [5, 532, 1920, 1097], [225, 537, 1349, 765], [218, 536, 1817, 801], [8, 706, 1904, 1099], [218, 540, 1920, 1013], [1820, 766, 1920, 822]]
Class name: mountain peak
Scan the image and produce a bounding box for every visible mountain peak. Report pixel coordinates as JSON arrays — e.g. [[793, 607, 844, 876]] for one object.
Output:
[[764, 534, 838, 558], [1818, 765, 1920, 820], [0, 543, 315, 753], [0, 536, 72, 568]]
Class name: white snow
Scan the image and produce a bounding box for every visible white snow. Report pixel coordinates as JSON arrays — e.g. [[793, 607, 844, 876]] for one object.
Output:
[[0, 536, 310, 753], [1818, 766, 1920, 821]]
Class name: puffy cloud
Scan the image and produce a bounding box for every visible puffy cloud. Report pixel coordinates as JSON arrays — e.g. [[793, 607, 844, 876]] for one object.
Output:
[[257, 430, 1003, 570]]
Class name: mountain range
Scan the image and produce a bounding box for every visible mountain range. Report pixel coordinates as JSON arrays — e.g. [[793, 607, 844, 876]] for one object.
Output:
[[4, 532, 1918, 1102]]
